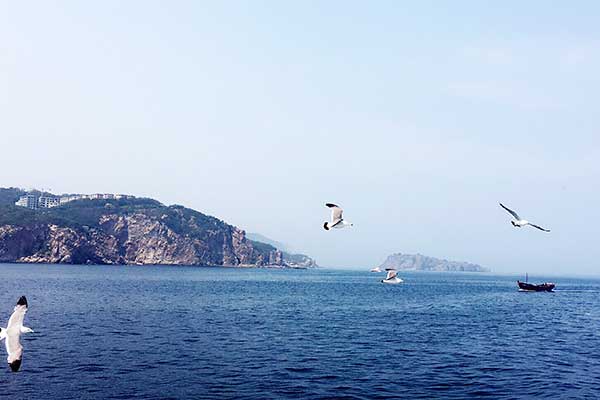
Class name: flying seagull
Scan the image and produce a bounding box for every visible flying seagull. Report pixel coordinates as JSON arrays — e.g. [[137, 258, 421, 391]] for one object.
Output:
[[499, 203, 550, 232], [381, 268, 403, 284], [0, 296, 34, 372], [323, 203, 353, 230]]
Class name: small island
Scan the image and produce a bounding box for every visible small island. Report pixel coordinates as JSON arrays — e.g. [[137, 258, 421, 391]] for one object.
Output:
[[0, 188, 317, 268], [378, 252, 488, 272]]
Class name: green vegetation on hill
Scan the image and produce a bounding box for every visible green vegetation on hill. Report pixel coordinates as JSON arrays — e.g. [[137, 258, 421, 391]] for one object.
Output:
[[248, 240, 277, 254], [0, 188, 25, 206], [0, 197, 163, 229], [0, 196, 236, 242], [246, 233, 288, 252]]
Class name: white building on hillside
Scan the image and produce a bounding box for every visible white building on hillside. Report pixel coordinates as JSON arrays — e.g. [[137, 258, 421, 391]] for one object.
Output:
[[38, 196, 60, 208], [15, 195, 38, 209], [16, 191, 136, 209], [60, 195, 82, 204]]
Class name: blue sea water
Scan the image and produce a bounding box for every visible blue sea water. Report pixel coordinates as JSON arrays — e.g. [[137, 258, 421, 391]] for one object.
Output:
[[0, 264, 599, 399]]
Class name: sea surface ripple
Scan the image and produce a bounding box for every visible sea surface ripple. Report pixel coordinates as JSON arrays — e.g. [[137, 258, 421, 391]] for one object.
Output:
[[0, 264, 599, 399]]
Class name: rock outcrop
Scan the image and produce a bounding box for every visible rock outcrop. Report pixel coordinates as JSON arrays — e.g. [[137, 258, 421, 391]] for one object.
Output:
[[379, 253, 488, 272], [0, 195, 317, 268]]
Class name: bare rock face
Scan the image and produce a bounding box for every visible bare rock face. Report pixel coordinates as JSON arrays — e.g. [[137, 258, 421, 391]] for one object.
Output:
[[99, 214, 200, 265], [16, 225, 119, 264], [0, 225, 49, 262], [0, 199, 316, 267]]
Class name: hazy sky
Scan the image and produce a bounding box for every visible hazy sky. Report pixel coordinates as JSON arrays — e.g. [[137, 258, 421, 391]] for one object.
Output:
[[2, 2, 599, 274]]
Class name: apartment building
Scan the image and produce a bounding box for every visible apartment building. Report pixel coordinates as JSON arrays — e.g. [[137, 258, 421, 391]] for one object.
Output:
[[38, 196, 60, 208], [15, 194, 38, 209]]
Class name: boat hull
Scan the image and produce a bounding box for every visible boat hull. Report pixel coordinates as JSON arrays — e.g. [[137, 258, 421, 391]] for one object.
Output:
[[517, 281, 555, 292]]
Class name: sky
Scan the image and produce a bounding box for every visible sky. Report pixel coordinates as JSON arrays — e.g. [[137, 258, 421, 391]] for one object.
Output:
[[1, 1, 599, 274]]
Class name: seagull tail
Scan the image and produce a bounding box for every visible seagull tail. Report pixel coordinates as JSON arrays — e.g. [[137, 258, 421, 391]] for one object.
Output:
[[323, 222, 329, 231], [0, 328, 5, 340]]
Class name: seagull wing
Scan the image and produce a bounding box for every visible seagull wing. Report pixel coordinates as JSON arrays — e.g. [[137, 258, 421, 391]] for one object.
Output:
[[5, 333, 23, 365], [528, 223, 550, 232], [499, 203, 521, 220], [5, 296, 27, 371], [326, 203, 343, 224]]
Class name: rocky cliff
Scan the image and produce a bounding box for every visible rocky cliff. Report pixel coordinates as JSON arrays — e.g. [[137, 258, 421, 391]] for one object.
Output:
[[379, 253, 488, 272], [0, 191, 317, 268]]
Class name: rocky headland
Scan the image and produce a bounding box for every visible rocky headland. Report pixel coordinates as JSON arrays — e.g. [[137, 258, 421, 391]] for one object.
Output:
[[0, 188, 317, 268], [378, 253, 488, 272]]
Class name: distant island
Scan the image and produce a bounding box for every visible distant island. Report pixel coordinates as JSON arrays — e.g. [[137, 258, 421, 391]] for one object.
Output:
[[378, 253, 488, 272], [0, 188, 317, 268]]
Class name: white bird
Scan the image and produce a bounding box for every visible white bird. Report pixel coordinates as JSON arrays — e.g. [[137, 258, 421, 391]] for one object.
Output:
[[499, 203, 550, 232], [323, 203, 353, 230], [381, 268, 404, 284], [0, 296, 34, 372]]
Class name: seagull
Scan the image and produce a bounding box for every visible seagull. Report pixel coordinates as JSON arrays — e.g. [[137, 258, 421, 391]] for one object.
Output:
[[381, 268, 403, 284], [0, 296, 34, 372], [323, 203, 353, 230], [499, 203, 550, 232]]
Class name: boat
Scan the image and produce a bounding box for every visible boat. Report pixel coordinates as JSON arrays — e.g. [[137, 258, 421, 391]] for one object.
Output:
[[381, 268, 403, 284], [517, 281, 555, 292], [517, 273, 555, 292], [370, 267, 382, 272]]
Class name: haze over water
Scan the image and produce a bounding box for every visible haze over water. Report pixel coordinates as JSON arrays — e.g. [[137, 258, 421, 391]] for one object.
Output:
[[2, 264, 599, 399]]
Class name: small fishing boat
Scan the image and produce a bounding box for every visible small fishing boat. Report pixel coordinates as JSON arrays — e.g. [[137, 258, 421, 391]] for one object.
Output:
[[381, 268, 403, 284], [517, 273, 555, 292], [370, 267, 382, 272]]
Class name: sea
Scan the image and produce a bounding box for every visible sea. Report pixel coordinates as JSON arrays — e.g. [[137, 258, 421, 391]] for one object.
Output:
[[0, 264, 599, 399]]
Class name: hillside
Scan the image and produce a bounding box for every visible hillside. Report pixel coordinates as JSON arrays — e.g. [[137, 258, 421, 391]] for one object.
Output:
[[0, 188, 26, 206], [0, 190, 317, 268], [246, 232, 290, 252]]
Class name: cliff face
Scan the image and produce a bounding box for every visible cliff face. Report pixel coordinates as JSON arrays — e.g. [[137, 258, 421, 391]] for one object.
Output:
[[0, 197, 316, 268], [379, 253, 488, 272]]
